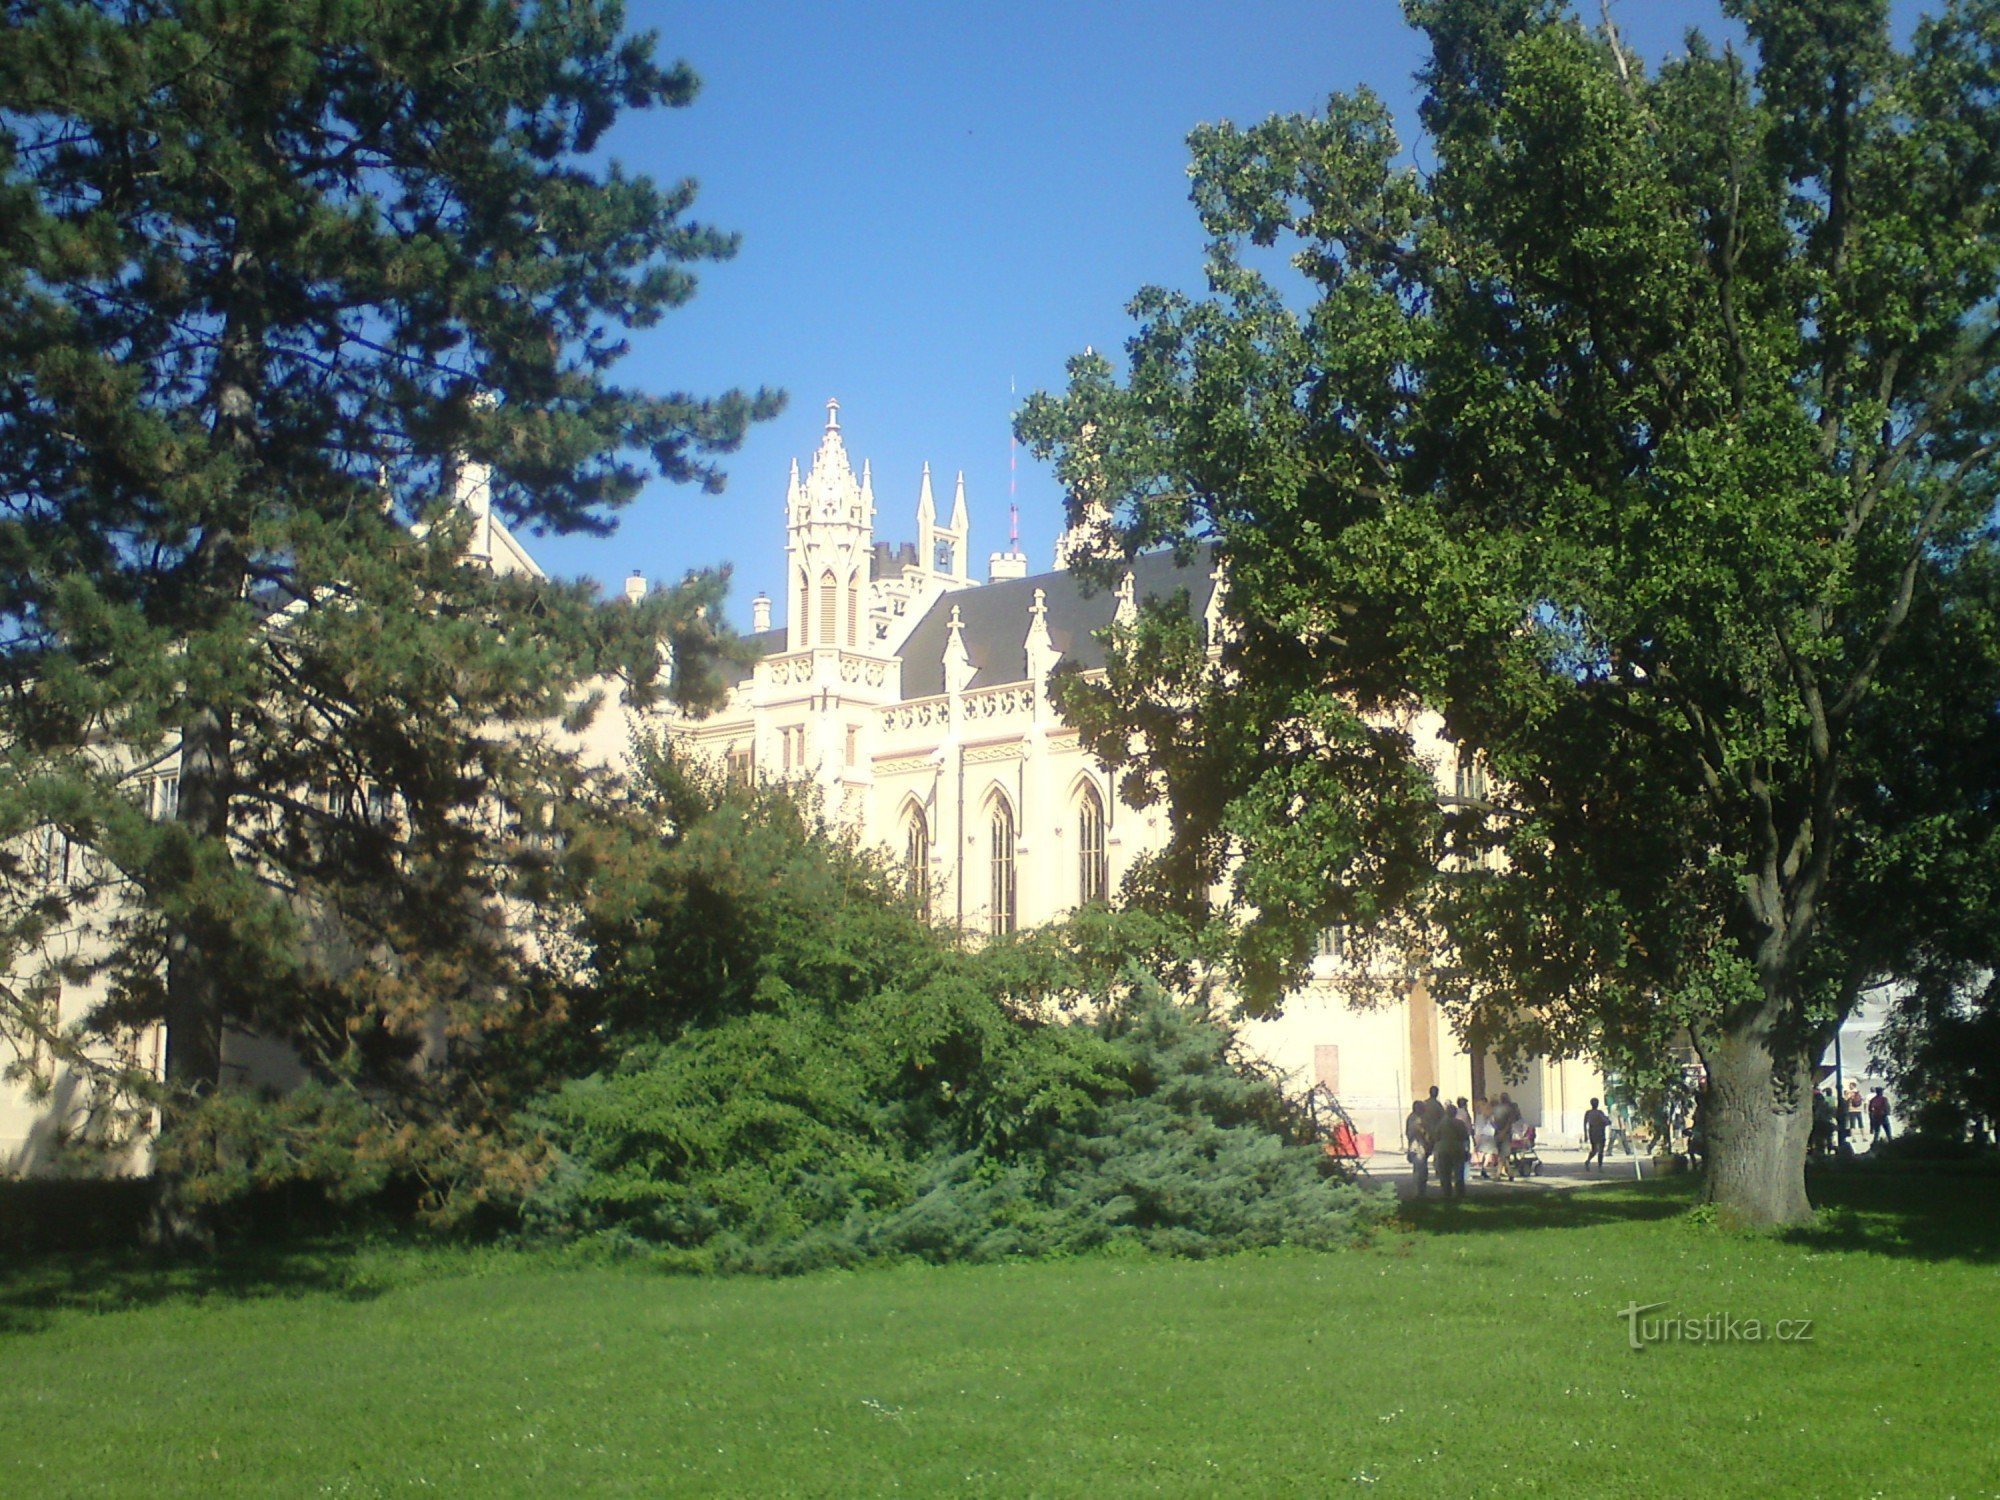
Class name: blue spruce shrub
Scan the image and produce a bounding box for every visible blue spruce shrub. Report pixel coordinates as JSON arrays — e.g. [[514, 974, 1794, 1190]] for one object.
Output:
[[527, 761, 1388, 1269]]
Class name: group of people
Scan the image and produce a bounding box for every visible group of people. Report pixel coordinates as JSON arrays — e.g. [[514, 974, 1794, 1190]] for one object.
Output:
[[1812, 1082, 1894, 1155], [1404, 1078, 1900, 1190], [1402, 1087, 1533, 1199]]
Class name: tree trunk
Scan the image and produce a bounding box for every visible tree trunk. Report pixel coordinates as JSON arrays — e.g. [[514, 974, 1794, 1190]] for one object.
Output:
[[1702, 1016, 1815, 1228], [163, 699, 231, 1094], [155, 697, 233, 1252]]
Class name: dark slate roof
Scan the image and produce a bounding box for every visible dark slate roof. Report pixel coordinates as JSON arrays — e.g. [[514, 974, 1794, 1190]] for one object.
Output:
[[724, 626, 789, 687], [898, 544, 1216, 700]]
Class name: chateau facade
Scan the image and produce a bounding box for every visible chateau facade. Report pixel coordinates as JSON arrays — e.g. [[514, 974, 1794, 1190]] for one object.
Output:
[[1, 401, 1602, 1171], [587, 402, 1604, 1148]]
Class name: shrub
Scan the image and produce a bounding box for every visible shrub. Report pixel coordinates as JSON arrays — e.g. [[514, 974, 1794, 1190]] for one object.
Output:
[[522, 753, 1387, 1270], [0, 1178, 153, 1254], [529, 967, 1386, 1270]]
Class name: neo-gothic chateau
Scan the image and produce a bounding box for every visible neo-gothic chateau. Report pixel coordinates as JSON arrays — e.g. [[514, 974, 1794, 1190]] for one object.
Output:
[[0, 400, 1601, 1171], [589, 402, 1603, 1149]]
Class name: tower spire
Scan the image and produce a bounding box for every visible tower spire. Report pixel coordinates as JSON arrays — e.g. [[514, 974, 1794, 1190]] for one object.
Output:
[[947, 471, 970, 581], [786, 397, 869, 651]]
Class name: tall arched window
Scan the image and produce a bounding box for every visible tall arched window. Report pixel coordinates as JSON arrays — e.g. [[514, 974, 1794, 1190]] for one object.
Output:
[[846, 571, 859, 647], [796, 571, 809, 644], [989, 798, 1016, 936], [1454, 752, 1488, 803], [904, 807, 930, 921], [1077, 784, 1108, 906], [818, 569, 838, 645]]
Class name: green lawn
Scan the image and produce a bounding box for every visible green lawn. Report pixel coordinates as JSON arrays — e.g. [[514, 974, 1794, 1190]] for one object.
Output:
[[2, 1172, 1996, 1498]]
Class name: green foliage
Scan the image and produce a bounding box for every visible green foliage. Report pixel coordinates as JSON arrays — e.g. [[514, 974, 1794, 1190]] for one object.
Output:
[[1875, 976, 2000, 1137], [0, 2, 780, 1209], [524, 754, 1382, 1271], [0, 1177, 153, 1255], [558, 738, 942, 1048], [525, 1000, 914, 1261], [1017, 0, 2000, 1222], [530, 980, 1382, 1273], [151, 1084, 395, 1211]]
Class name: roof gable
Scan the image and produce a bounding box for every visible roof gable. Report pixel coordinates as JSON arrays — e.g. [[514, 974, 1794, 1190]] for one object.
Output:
[[897, 545, 1216, 699]]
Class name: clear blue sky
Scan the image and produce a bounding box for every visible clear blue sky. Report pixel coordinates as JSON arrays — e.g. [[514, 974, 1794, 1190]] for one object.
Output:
[[531, 1, 1927, 628]]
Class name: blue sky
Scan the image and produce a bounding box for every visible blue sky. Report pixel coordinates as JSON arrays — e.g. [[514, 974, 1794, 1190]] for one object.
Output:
[[533, 1, 1926, 628]]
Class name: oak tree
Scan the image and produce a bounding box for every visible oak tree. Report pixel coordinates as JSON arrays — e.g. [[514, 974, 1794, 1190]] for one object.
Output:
[[1021, 0, 2000, 1225]]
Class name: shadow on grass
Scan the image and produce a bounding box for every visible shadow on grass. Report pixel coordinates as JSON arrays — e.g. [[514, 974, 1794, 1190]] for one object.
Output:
[[1389, 1163, 2000, 1266], [1782, 1167, 2000, 1266], [1394, 1178, 1698, 1237], [0, 1242, 393, 1338]]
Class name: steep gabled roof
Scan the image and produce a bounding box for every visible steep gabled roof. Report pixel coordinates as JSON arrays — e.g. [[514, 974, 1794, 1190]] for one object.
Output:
[[722, 626, 789, 687], [898, 544, 1217, 699]]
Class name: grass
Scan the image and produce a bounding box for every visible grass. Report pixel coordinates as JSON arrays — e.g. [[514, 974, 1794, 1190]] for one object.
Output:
[[2, 1171, 1996, 1498]]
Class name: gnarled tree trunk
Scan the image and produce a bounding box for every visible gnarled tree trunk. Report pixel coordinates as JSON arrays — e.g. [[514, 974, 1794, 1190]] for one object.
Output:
[[1702, 1013, 1815, 1228]]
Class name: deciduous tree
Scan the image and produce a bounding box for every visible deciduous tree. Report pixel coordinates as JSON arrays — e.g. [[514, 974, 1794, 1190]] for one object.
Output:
[[1020, 0, 2000, 1225]]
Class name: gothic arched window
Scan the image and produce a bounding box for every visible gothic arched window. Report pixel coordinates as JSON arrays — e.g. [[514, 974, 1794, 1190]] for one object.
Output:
[[989, 798, 1016, 936], [818, 569, 838, 645], [1077, 783, 1108, 906], [846, 570, 859, 647], [1454, 752, 1489, 803], [904, 807, 930, 921]]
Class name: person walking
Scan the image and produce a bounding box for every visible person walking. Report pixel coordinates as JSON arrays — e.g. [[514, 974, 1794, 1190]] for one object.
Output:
[[1869, 1087, 1894, 1144], [1433, 1103, 1472, 1201], [1418, 1085, 1446, 1178], [1404, 1098, 1433, 1198], [1583, 1097, 1610, 1171], [1473, 1098, 1496, 1179], [1420, 1085, 1446, 1141], [1491, 1092, 1522, 1180]]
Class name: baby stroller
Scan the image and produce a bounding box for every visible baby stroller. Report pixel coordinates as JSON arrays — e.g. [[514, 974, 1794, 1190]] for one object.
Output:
[[1508, 1121, 1542, 1178]]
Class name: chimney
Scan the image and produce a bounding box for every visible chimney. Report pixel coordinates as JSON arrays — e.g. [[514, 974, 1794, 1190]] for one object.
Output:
[[624, 570, 647, 604], [989, 550, 1029, 582], [752, 593, 772, 632]]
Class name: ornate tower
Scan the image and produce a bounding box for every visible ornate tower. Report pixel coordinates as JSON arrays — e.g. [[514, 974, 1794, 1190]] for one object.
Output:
[[786, 399, 876, 652], [914, 462, 969, 581]]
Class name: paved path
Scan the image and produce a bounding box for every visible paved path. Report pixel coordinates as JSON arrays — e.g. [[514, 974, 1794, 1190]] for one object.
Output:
[[1355, 1142, 1663, 1202]]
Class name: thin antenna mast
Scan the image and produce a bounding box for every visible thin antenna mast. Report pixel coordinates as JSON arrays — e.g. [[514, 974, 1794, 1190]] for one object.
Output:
[[1009, 375, 1020, 550]]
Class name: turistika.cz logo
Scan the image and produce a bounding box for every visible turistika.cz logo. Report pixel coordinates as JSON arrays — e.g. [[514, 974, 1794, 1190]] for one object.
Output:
[[1616, 1301, 1814, 1351]]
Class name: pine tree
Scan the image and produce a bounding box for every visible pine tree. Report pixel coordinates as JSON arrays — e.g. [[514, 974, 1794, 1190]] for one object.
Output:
[[0, 0, 779, 1217]]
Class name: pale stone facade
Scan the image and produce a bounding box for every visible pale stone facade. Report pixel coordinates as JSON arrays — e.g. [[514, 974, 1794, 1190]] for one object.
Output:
[[2, 401, 1602, 1171], [580, 402, 1604, 1147]]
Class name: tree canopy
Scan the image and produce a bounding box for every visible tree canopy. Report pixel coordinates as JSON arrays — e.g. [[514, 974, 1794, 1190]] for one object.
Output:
[[0, 0, 779, 1214], [1020, 0, 2000, 1225]]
